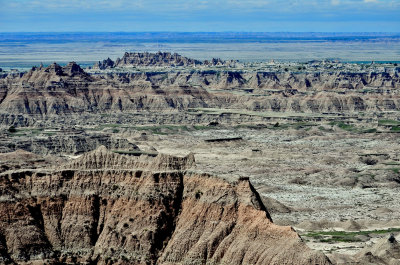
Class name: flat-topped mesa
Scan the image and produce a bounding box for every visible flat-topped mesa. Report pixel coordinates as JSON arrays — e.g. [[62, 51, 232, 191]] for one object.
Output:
[[61, 145, 196, 171], [0, 146, 331, 264]]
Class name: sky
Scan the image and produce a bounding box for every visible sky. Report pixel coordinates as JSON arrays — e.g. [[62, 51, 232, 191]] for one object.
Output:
[[0, 0, 399, 32]]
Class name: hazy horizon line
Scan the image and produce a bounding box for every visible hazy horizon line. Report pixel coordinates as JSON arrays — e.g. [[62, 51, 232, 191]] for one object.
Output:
[[1, 31, 400, 34]]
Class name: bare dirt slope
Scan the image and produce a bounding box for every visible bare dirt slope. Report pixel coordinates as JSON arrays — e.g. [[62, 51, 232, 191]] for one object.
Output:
[[0, 146, 330, 265]]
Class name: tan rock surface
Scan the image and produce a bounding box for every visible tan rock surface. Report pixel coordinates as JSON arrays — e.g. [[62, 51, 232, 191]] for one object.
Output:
[[0, 55, 400, 121], [0, 147, 330, 264]]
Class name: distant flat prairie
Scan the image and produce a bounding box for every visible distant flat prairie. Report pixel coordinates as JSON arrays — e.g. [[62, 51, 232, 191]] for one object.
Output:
[[0, 32, 399, 69]]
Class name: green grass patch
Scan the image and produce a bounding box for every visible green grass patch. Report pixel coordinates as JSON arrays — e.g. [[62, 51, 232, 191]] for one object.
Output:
[[8, 127, 44, 136], [292, 122, 316, 130], [318, 126, 334, 132], [302, 228, 400, 243], [89, 124, 122, 131], [329, 121, 356, 131], [383, 162, 400, 166], [378, 119, 400, 126], [129, 125, 211, 135], [130, 125, 185, 135], [391, 126, 400, 132], [361, 128, 377, 133], [193, 125, 210, 130], [43, 132, 57, 136]]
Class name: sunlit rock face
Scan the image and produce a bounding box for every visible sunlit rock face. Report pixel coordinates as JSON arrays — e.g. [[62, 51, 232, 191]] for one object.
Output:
[[0, 146, 330, 264]]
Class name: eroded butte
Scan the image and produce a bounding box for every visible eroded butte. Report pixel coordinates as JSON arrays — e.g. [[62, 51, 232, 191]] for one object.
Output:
[[1, 52, 400, 264]]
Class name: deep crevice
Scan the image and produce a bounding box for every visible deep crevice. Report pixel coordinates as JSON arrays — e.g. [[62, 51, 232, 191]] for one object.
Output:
[[27, 203, 53, 248], [0, 233, 14, 264], [248, 180, 273, 222], [0, 91, 7, 105], [152, 171, 185, 264], [90, 194, 101, 246]]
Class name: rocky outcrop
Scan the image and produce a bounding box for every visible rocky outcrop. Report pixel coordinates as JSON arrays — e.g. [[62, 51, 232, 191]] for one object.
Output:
[[114, 52, 203, 67], [0, 65, 212, 116], [353, 234, 400, 264], [95, 58, 115, 70], [60, 146, 194, 171], [0, 147, 330, 264], [0, 54, 399, 123], [332, 234, 400, 265], [0, 149, 55, 173], [0, 132, 139, 155], [94, 52, 239, 69]]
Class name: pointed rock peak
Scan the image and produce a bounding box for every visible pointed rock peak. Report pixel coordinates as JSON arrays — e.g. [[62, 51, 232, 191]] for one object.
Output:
[[63, 62, 85, 76], [44, 62, 64, 75], [60, 145, 121, 170], [95, 58, 115, 70], [80, 145, 113, 159], [93, 145, 109, 154]]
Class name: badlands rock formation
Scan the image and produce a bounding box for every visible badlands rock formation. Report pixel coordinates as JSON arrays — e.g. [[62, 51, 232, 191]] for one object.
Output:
[[1, 52, 400, 264], [0, 62, 212, 116], [0, 147, 330, 264], [0, 53, 399, 124], [94, 52, 238, 69], [95, 52, 203, 69], [354, 234, 400, 264], [0, 131, 139, 155]]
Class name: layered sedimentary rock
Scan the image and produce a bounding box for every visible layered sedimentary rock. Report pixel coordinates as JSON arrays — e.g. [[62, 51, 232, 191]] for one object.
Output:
[[94, 52, 239, 69], [0, 53, 399, 124], [96, 52, 203, 69], [0, 132, 139, 155], [0, 62, 211, 116], [0, 147, 330, 264]]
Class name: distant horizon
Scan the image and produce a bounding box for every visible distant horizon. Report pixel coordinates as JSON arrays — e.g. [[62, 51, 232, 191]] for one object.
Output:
[[1, 32, 400, 34], [1, 0, 399, 32], [1, 31, 399, 69]]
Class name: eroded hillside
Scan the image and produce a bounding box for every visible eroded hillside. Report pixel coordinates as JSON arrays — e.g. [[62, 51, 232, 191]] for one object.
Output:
[[0, 147, 330, 265], [0, 54, 399, 126], [1, 52, 400, 264]]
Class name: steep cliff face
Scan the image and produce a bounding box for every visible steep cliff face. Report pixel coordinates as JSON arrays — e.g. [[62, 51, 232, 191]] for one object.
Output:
[[0, 147, 330, 264], [1, 58, 399, 119], [0, 64, 212, 115]]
